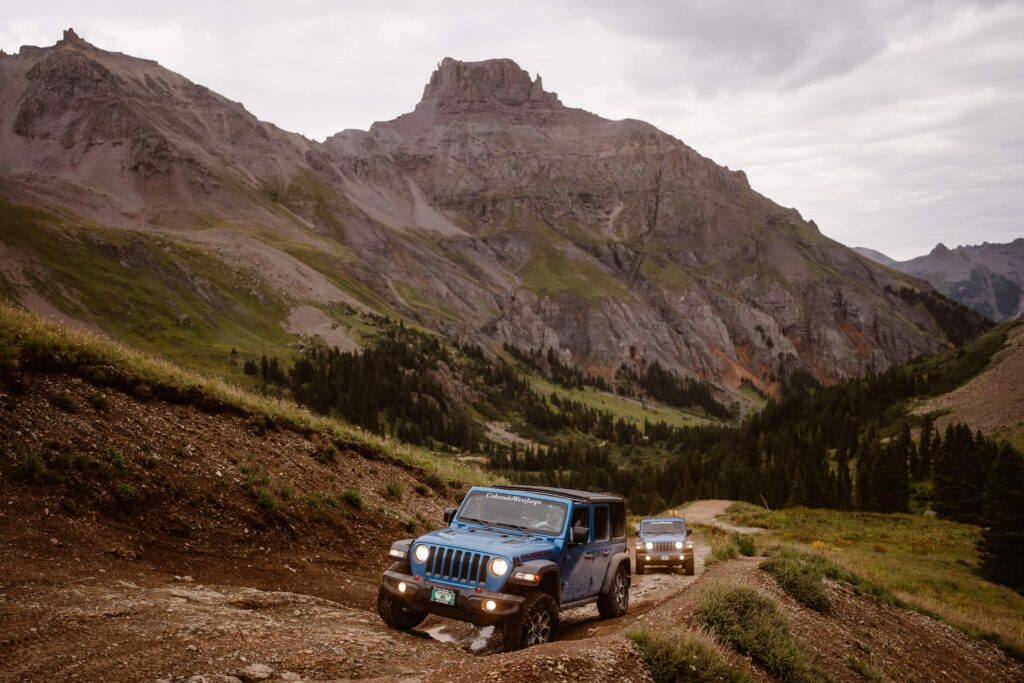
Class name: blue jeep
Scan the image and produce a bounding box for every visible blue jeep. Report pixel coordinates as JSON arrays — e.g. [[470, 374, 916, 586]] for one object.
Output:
[[635, 517, 694, 575], [377, 485, 631, 650]]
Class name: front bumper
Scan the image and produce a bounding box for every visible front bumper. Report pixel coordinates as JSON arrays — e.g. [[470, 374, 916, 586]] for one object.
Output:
[[637, 549, 694, 566], [381, 570, 526, 626]]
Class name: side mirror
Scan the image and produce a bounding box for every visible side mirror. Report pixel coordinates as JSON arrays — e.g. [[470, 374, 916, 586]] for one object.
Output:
[[570, 525, 590, 544], [443, 507, 456, 525]]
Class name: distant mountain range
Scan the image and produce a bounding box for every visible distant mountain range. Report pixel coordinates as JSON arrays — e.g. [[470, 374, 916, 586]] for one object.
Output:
[[854, 239, 1024, 321], [0, 29, 986, 400]]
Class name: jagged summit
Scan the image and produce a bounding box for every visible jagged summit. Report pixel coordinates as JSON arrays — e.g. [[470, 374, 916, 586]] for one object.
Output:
[[417, 57, 562, 112]]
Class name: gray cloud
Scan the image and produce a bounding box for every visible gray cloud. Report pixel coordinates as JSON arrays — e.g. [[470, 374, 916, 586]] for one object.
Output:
[[1, 0, 1021, 259]]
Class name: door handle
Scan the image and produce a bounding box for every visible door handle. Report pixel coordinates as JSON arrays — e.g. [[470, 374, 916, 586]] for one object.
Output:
[[602, 548, 611, 556], [583, 552, 595, 559]]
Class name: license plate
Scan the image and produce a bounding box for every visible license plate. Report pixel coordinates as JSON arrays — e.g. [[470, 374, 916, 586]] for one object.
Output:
[[430, 587, 456, 606], [660, 555, 670, 561]]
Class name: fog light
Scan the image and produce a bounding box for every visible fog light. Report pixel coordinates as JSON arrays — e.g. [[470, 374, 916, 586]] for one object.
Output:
[[645, 555, 651, 561], [484, 599, 497, 611], [397, 581, 407, 594], [679, 555, 685, 561]]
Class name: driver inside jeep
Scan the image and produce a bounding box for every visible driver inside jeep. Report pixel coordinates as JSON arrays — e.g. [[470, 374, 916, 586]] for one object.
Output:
[[530, 506, 564, 532]]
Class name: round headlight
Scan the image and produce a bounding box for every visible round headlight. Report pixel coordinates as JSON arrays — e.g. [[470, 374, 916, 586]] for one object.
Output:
[[489, 557, 509, 576], [675, 541, 684, 549], [644, 541, 653, 550], [414, 544, 430, 563]]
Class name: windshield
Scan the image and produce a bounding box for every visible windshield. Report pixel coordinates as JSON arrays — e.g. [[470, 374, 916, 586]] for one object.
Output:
[[642, 520, 686, 535], [456, 491, 568, 537]]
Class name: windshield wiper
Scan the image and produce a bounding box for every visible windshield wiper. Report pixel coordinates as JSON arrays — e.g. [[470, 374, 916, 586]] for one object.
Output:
[[458, 516, 490, 526]]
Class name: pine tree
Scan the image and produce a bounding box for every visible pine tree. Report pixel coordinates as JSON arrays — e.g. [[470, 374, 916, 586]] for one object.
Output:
[[917, 415, 934, 480], [870, 442, 909, 513], [836, 446, 853, 510], [934, 424, 984, 523], [978, 444, 1024, 593], [855, 440, 874, 510]]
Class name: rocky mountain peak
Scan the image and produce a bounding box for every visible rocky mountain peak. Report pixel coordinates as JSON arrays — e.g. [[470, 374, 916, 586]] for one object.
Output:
[[418, 57, 561, 112], [58, 28, 91, 48]]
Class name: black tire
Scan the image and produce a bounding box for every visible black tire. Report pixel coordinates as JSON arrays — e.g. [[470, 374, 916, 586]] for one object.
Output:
[[685, 558, 695, 576], [635, 558, 645, 575], [501, 591, 559, 651], [597, 564, 629, 618], [377, 561, 427, 631]]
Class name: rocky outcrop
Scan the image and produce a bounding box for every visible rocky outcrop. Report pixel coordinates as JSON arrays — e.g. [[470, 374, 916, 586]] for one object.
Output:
[[0, 32, 964, 396]]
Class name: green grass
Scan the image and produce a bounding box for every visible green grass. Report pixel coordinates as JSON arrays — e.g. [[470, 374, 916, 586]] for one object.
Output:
[[695, 583, 819, 683], [640, 255, 692, 291], [627, 627, 751, 683], [760, 548, 832, 612], [394, 280, 461, 322], [519, 240, 631, 304], [341, 488, 363, 509], [526, 374, 715, 430], [0, 301, 493, 489], [0, 199, 294, 375], [723, 502, 1024, 656], [845, 656, 885, 681]]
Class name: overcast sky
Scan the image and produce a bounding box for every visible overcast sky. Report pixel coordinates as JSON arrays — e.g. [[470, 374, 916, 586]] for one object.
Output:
[[3, 1, 1022, 259]]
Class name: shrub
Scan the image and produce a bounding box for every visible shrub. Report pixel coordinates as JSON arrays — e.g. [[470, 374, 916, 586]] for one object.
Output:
[[341, 488, 363, 509], [312, 443, 339, 464], [240, 462, 277, 511], [695, 583, 817, 683], [107, 447, 126, 471], [49, 392, 77, 413], [627, 627, 751, 683], [846, 656, 884, 681], [735, 534, 757, 557], [760, 554, 830, 612], [384, 481, 404, 501], [114, 483, 138, 506], [305, 492, 337, 512], [414, 483, 429, 496], [89, 394, 110, 412], [14, 449, 46, 483], [706, 535, 739, 566]]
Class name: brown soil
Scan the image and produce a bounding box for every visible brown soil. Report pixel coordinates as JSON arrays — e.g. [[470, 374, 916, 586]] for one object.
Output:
[[914, 323, 1024, 438]]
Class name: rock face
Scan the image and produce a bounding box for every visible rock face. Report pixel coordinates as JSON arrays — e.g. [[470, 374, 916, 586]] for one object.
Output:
[[857, 240, 1024, 321], [0, 31, 961, 395]]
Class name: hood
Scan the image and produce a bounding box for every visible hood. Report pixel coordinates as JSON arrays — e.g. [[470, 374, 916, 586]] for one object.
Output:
[[639, 532, 688, 541], [417, 525, 557, 559]]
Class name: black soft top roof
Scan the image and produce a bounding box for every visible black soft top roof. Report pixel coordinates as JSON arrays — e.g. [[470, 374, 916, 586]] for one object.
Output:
[[492, 484, 623, 504]]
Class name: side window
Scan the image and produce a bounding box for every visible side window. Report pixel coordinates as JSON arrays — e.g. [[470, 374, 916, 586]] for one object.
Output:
[[593, 505, 609, 541], [610, 503, 625, 540], [571, 505, 590, 541]]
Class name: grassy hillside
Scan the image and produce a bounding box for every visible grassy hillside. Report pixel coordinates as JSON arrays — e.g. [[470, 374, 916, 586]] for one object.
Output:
[[0, 301, 489, 487], [723, 502, 1024, 658]]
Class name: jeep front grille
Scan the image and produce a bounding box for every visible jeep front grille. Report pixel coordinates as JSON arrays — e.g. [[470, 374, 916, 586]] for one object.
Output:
[[421, 545, 491, 585], [649, 541, 679, 552]]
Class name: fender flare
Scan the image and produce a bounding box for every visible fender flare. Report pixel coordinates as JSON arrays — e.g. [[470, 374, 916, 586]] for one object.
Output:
[[600, 552, 631, 593], [389, 538, 413, 558], [509, 559, 561, 601]]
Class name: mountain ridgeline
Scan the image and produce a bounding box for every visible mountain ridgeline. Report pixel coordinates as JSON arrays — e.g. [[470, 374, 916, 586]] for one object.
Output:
[[0, 29, 984, 403], [857, 240, 1024, 322]]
